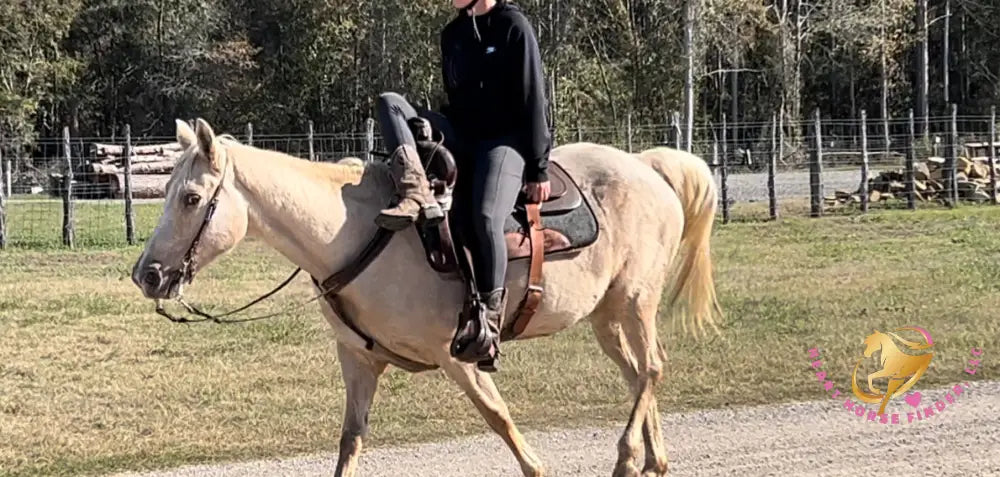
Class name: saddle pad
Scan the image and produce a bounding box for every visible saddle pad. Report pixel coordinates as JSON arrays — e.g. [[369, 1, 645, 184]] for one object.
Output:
[[503, 190, 599, 260]]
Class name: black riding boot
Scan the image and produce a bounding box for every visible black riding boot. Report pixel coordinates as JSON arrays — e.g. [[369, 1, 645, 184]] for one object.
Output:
[[476, 288, 507, 372]]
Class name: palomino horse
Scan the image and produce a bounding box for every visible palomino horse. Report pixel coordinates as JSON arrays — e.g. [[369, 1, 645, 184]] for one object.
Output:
[[131, 118, 722, 477]]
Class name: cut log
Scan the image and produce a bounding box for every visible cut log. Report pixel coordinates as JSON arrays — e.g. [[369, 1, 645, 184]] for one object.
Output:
[[91, 142, 182, 157], [118, 174, 170, 199], [97, 153, 180, 166]]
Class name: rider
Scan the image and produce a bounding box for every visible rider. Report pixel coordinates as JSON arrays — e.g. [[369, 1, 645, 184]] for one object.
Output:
[[374, 0, 551, 371]]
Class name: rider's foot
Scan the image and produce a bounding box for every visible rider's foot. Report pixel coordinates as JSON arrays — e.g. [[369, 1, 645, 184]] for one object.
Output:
[[375, 144, 444, 231]]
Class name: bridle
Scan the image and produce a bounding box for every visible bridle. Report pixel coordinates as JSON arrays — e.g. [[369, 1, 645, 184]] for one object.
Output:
[[152, 143, 377, 325]]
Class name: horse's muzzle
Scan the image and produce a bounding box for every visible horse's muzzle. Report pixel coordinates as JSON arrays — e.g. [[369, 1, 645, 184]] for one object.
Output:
[[132, 261, 181, 299]]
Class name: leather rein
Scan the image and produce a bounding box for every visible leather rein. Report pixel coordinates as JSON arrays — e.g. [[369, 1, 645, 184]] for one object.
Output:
[[153, 146, 393, 328]]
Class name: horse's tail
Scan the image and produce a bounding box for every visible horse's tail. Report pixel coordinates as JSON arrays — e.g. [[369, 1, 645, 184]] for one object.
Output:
[[636, 147, 723, 337]]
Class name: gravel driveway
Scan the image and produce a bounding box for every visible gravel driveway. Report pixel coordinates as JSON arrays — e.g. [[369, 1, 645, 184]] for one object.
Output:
[[112, 380, 1000, 477], [719, 169, 868, 203]]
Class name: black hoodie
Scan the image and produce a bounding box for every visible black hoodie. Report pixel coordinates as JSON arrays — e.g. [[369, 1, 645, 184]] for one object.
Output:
[[440, 1, 551, 183]]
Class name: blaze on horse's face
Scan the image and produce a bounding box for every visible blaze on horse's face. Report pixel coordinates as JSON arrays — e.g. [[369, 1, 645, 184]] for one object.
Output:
[[131, 119, 249, 300]]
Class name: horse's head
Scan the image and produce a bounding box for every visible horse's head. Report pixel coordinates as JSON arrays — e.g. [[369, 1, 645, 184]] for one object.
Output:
[[862, 329, 884, 358], [131, 118, 249, 300]]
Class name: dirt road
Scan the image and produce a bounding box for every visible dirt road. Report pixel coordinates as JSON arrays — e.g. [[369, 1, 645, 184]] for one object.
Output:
[[113, 380, 1000, 477]]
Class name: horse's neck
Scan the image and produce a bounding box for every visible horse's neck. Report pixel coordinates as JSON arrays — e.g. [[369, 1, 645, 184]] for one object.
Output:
[[230, 147, 384, 279]]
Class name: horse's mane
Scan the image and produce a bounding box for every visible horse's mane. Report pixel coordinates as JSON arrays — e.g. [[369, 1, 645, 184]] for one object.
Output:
[[217, 135, 391, 188]]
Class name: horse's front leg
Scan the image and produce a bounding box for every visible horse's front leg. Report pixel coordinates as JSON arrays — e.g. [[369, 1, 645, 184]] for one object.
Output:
[[867, 368, 894, 394], [440, 360, 545, 477], [334, 342, 387, 477]]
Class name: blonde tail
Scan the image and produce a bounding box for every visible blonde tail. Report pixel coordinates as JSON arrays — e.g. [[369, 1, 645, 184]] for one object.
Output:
[[637, 147, 723, 337]]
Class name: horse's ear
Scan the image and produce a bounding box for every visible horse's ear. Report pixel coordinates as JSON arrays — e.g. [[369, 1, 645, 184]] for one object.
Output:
[[194, 118, 216, 158], [176, 119, 196, 150]]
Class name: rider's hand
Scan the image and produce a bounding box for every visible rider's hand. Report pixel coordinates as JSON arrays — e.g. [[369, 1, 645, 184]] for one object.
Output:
[[524, 181, 551, 203]]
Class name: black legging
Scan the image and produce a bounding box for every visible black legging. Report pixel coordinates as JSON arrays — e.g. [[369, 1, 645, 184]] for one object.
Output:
[[376, 92, 524, 294]]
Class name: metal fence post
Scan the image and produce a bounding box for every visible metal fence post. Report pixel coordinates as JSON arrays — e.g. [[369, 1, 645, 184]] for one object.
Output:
[[716, 140, 729, 224], [246, 122, 254, 146], [62, 126, 75, 248], [860, 109, 870, 213], [123, 124, 136, 245]]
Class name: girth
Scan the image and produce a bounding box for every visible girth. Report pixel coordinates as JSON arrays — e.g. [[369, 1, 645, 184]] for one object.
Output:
[[311, 227, 437, 373]]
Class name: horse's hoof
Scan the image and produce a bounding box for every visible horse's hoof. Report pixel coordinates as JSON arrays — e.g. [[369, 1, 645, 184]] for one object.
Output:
[[612, 462, 641, 477], [642, 459, 668, 476]]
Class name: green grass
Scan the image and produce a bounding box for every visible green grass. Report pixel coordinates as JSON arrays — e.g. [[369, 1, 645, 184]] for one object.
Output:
[[1, 203, 999, 476]]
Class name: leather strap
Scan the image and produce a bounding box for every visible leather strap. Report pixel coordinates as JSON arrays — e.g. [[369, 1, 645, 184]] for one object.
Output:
[[511, 202, 545, 337], [313, 227, 437, 373]]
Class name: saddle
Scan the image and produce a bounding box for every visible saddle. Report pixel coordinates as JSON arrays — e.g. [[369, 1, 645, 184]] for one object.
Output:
[[405, 118, 600, 341]]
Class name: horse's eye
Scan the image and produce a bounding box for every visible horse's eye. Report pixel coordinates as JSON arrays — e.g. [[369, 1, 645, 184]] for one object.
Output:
[[184, 193, 201, 207]]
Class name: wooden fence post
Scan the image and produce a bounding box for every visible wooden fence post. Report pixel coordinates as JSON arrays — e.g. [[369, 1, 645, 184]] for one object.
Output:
[[308, 120, 315, 161], [906, 109, 917, 210], [990, 106, 998, 205], [0, 132, 6, 250], [246, 122, 254, 146], [810, 109, 824, 217], [946, 104, 958, 206], [123, 124, 136, 245], [769, 113, 778, 220], [626, 112, 633, 153], [672, 111, 682, 150], [62, 126, 75, 248], [365, 118, 376, 162], [716, 140, 729, 224], [860, 109, 870, 213]]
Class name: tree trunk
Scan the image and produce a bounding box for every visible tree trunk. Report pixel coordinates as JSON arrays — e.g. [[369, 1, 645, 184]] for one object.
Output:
[[916, 0, 929, 138], [944, 0, 951, 105], [683, 0, 698, 152], [881, 0, 891, 154]]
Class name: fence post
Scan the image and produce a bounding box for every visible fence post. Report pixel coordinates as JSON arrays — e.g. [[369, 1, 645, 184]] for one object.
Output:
[[810, 109, 824, 217], [990, 106, 998, 205], [716, 140, 729, 224], [308, 120, 315, 161], [123, 124, 136, 245], [906, 109, 917, 210], [246, 122, 254, 146], [721, 112, 728, 200], [860, 109, 870, 213], [946, 104, 958, 206], [365, 118, 376, 162], [62, 126, 75, 248], [0, 132, 5, 250], [672, 111, 682, 150], [626, 112, 633, 153], [769, 113, 778, 220]]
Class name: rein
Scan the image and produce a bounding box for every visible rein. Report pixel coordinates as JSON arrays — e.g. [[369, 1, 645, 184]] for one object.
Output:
[[153, 144, 393, 327]]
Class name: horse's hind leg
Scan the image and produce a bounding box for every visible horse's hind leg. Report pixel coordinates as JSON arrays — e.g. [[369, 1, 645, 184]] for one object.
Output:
[[334, 343, 387, 477], [440, 360, 545, 477], [591, 315, 669, 477]]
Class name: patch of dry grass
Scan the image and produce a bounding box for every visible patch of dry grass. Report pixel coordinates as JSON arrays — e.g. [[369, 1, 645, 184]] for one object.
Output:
[[2, 205, 999, 476]]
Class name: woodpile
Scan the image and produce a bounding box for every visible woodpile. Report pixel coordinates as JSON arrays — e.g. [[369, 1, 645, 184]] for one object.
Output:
[[50, 142, 181, 199], [826, 157, 999, 206]]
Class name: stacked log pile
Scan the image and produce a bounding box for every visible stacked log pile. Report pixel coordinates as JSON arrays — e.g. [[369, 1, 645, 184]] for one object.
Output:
[[50, 142, 181, 199], [827, 156, 999, 205]]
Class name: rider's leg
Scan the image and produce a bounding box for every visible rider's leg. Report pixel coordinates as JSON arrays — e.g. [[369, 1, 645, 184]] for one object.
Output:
[[374, 92, 444, 230], [467, 137, 525, 371]]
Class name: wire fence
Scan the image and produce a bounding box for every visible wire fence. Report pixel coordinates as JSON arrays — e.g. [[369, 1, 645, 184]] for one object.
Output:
[[0, 108, 997, 249]]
